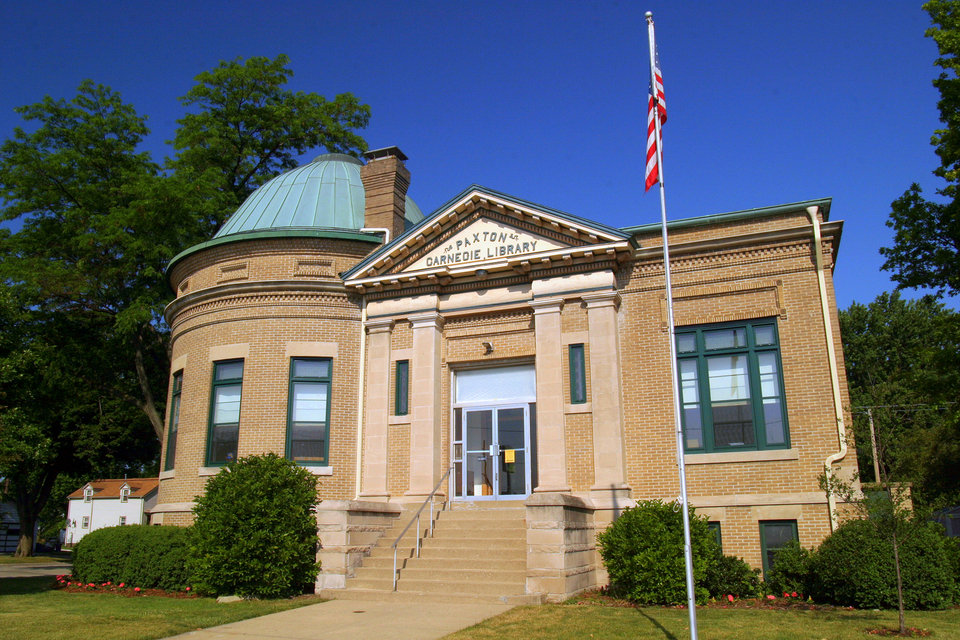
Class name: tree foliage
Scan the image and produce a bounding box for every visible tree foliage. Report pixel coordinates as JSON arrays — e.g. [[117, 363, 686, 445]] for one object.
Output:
[[839, 292, 960, 508], [881, 1, 960, 297], [189, 454, 320, 598]]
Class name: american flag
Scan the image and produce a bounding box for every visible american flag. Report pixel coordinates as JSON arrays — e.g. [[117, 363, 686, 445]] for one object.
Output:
[[645, 53, 666, 191]]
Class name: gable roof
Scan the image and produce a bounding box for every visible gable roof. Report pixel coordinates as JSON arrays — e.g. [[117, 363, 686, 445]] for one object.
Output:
[[342, 184, 631, 284], [68, 478, 159, 500]]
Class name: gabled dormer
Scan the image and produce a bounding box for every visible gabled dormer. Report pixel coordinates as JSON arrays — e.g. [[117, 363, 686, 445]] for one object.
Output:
[[82, 485, 94, 503], [342, 186, 633, 297], [119, 483, 131, 503]]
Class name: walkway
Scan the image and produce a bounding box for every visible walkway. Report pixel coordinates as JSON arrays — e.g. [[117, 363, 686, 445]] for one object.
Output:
[[165, 599, 513, 640], [0, 560, 71, 579]]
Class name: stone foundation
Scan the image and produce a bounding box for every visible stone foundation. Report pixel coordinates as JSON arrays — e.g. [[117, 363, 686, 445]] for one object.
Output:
[[315, 499, 402, 590]]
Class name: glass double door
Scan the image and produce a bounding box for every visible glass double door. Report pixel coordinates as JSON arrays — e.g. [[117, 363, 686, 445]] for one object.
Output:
[[460, 405, 530, 499]]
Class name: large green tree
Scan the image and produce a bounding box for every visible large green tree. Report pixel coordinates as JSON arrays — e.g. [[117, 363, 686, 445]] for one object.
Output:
[[881, 0, 960, 297], [0, 57, 370, 555], [839, 292, 960, 508]]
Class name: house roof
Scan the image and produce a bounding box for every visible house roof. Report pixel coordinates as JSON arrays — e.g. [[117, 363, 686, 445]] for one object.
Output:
[[67, 478, 159, 500]]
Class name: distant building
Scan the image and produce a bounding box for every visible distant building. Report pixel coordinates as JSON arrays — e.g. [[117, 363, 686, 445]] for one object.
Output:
[[150, 148, 858, 601], [0, 500, 20, 553], [65, 478, 158, 546]]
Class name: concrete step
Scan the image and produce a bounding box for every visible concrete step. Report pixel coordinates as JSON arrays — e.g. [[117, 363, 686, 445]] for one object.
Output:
[[319, 588, 544, 605], [418, 533, 525, 547], [362, 555, 526, 571], [350, 576, 525, 596], [354, 565, 526, 583], [368, 545, 526, 562]]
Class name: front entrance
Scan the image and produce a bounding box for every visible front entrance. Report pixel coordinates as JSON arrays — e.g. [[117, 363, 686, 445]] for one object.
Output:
[[452, 365, 536, 500]]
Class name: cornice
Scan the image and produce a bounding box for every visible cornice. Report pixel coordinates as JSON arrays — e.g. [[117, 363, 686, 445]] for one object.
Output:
[[165, 280, 352, 325]]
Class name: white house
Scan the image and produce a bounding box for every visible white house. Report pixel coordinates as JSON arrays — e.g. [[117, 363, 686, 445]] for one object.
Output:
[[65, 478, 158, 546]]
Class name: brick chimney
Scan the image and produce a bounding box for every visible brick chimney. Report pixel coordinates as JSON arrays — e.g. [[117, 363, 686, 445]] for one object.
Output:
[[361, 146, 410, 241]]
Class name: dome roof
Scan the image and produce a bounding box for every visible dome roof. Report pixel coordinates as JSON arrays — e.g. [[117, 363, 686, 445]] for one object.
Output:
[[214, 153, 424, 238]]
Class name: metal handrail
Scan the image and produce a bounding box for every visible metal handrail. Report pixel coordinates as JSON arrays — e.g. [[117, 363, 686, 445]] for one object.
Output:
[[390, 465, 454, 590]]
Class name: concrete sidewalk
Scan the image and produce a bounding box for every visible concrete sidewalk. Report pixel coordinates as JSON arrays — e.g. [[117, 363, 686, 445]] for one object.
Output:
[[0, 561, 72, 578], [165, 599, 513, 640]]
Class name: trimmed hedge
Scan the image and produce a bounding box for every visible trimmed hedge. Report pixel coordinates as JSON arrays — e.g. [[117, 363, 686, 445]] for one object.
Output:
[[765, 540, 813, 597], [189, 453, 320, 598], [72, 525, 190, 590], [808, 519, 957, 610], [597, 500, 717, 605], [704, 552, 764, 599]]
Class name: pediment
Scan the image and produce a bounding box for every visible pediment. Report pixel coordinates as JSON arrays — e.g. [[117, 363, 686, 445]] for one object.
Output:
[[343, 186, 632, 292]]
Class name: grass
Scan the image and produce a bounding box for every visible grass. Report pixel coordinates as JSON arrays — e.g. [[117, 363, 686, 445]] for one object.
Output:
[[444, 602, 960, 639], [0, 551, 72, 564], [0, 576, 325, 640]]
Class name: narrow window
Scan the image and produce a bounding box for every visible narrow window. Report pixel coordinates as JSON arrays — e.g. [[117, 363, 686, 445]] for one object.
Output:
[[119, 516, 126, 526], [708, 521, 722, 551], [83, 489, 92, 503], [81, 516, 89, 529], [759, 520, 799, 577], [569, 344, 586, 404], [287, 358, 331, 465], [207, 360, 244, 465], [395, 360, 409, 416], [120, 488, 129, 503], [164, 371, 183, 471]]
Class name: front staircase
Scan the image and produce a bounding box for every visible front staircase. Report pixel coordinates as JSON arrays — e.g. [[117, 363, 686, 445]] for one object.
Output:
[[321, 503, 542, 604]]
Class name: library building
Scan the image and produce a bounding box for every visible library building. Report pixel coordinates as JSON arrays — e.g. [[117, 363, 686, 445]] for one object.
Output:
[[150, 147, 857, 602]]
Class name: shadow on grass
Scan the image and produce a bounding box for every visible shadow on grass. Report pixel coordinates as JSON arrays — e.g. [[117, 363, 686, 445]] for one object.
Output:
[[636, 609, 680, 640], [0, 576, 55, 596]]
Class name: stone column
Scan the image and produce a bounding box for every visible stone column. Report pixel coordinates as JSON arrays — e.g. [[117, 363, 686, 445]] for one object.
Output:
[[531, 298, 570, 493], [583, 292, 630, 509], [359, 319, 393, 500], [406, 312, 444, 498]]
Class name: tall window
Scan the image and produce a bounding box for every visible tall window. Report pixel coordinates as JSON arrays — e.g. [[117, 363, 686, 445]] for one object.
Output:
[[395, 360, 409, 416], [287, 358, 331, 465], [207, 360, 244, 465], [120, 488, 129, 503], [119, 516, 127, 526], [568, 344, 586, 404], [676, 320, 788, 453], [81, 516, 89, 529], [164, 371, 183, 471], [760, 520, 799, 576], [708, 521, 722, 551]]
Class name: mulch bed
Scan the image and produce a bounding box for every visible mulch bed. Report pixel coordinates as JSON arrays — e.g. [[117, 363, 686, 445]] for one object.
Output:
[[52, 575, 198, 598]]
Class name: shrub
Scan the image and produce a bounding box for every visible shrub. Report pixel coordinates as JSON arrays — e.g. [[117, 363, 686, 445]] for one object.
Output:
[[596, 500, 716, 605], [189, 453, 320, 598], [72, 525, 190, 590], [809, 518, 957, 610], [765, 540, 812, 597], [704, 552, 764, 599]]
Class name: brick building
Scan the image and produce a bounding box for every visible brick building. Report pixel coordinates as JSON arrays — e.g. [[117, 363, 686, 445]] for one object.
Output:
[[152, 147, 857, 601]]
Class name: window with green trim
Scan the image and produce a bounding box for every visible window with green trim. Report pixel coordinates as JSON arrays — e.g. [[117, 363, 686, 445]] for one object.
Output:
[[287, 358, 331, 465], [395, 360, 409, 416], [164, 371, 183, 471], [569, 344, 586, 404], [759, 520, 798, 577], [207, 360, 244, 465], [676, 320, 788, 453], [708, 521, 722, 551]]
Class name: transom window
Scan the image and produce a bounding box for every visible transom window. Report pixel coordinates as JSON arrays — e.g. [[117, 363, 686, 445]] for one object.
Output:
[[677, 320, 788, 453], [164, 371, 183, 471], [207, 359, 244, 465], [287, 358, 331, 465]]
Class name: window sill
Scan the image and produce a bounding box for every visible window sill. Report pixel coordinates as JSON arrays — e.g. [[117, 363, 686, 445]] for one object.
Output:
[[565, 402, 592, 414], [684, 448, 798, 465], [389, 415, 411, 425], [302, 466, 333, 476], [159, 469, 175, 480], [198, 466, 223, 476]]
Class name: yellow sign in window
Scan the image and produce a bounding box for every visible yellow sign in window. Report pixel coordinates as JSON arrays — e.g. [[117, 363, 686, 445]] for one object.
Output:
[[504, 449, 515, 464]]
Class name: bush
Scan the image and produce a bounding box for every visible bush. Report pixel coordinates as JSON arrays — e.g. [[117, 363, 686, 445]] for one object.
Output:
[[72, 525, 190, 590], [189, 453, 320, 598], [765, 540, 813, 597], [809, 518, 957, 610], [597, 500, 716, 605], [704, 552, 764, 599]]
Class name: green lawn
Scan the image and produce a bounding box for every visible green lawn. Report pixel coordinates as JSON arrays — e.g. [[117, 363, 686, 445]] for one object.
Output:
[[0, 576, 324, 640], [445, 603, 960, 639]]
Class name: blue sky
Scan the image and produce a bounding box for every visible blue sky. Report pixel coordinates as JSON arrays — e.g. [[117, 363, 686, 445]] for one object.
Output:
[[1, 1, 954, 309]]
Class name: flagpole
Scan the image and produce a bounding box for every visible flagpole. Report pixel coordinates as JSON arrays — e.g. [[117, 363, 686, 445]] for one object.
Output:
[[645, 11, 699, 639]]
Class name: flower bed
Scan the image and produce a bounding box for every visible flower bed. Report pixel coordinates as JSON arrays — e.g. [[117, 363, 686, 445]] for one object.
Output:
[[53, 574, 197, 599]]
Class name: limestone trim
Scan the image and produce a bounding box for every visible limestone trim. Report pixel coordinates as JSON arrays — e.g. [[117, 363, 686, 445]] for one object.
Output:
[[284, 341, 339, 359], [565, 402, 592, 414], [531, 298, 570, 493], [659, 281, 785, 329], [364, 318, 395, 334], [304, 466, 334, 476], [170, 354, 187, 373], [390, 348, 413, 361], [165, 279, 350, 324], [388, 415, 412, 425], [158, 469, 175, 480], [360, 319, 393, 500], [198, 467, 221, 477], [209, 343, 249, 362], [150, 502, 196, 513], [686, 492, 828, 507], [561, 331, 589, 346], [406, 312, 444, 496], [684, 448, 800, 465]]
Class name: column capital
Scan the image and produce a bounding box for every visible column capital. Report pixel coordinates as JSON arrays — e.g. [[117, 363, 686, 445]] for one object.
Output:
[[409, 312, 444, 330], [582, 291, 621, 310], [530, 297, 564, 314], [364, 318, 395, 334]]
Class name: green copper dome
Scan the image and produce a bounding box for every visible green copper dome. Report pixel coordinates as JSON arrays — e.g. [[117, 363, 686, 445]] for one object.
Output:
[[214, 153, 424, 238]]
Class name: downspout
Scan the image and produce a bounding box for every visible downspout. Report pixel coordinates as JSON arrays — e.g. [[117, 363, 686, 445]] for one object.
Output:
[[807, 205, 847, 531], [354, 297, 367, 499]]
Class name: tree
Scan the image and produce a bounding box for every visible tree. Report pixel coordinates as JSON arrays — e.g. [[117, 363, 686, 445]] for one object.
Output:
[[839, 292, 960, 508], [881, 1, 960, 297], [171, 54, 370, 230]]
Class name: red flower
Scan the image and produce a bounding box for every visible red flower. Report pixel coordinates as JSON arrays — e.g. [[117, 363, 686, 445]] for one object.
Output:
[[766, 595, 775, 600], [791, 591, 798, 598], [727, 594, 734, 602], [134, 587, 141, 592], [119, 583, 125, 587], [185, 587, 191, 592], [783, 592, 789, 598]]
